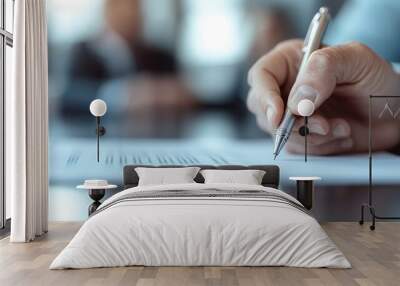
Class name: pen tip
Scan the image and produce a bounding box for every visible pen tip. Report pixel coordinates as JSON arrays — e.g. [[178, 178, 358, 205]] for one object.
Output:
[[273, 154, 277, 160]]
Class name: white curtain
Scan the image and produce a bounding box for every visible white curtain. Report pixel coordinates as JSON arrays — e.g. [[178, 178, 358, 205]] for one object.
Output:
[[7, 0, 49, 242]]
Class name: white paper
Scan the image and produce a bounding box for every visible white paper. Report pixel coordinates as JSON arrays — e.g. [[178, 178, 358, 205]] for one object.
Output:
[[50, 138, 400, 186]]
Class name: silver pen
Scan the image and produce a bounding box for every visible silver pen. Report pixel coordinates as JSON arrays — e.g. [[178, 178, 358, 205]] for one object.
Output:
[[273, 7, 330, 159]]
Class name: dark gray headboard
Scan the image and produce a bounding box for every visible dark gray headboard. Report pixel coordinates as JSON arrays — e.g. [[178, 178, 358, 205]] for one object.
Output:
[[123, 165, 280, 189]]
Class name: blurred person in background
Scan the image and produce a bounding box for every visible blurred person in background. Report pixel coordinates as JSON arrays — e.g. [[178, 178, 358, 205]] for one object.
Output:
[[59, 0, 351, 129], [61, 0, 341, 117], [61, 0, 196, 116], [247, 0, 400, 155], [60, 0, 296, 118]]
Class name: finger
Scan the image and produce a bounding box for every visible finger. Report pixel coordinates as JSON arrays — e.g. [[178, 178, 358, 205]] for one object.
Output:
[[247, 39, 303, 128], [329, 118, 352, 138], [287, 42, 383, 115], [290, 117, 351, 146], [292, 114, 330, 135], [247, 76, 283, 129], [286, 138, 354, 155], [248, 39, 303, 88], [247, 88, 272, 115], [289, 133, 335, 146], [246, 88, 259, 114], [256, 113, 273, 134], [247, 88, 279, 130], [289, 130, 350, 147], [288, 118, 400, 155]]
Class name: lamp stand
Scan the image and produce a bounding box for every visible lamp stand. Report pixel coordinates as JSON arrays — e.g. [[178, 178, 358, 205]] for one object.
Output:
[[299, 117, 309, 162], [305, 116, 308, 162], [95, 117, 106, 162]]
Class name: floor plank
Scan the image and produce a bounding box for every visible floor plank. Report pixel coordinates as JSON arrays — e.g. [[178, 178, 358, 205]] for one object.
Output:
[[0, 222, 399, 286]]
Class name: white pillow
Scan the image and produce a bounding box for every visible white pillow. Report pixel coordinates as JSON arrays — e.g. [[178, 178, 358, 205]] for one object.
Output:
[[135, 167, 200, 186], [200, 169, 266, 185]]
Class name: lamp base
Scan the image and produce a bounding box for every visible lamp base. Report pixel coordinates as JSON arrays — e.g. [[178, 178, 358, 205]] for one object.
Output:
[[96, 126, 106, 136], [299, 126, 309, 136]]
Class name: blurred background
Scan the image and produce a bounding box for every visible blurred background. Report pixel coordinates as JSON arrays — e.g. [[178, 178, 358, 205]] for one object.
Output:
[[46, 0, 400, 221], [47, 0, 347, 140]]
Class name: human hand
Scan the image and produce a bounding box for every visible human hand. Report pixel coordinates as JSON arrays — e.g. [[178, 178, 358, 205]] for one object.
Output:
[[247, 39, 400, 155]]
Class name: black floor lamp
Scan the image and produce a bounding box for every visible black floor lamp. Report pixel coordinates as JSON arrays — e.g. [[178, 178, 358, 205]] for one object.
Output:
[[359, 95, 400, 230], [298, 99, 315, 162], [90, 99, 107, 162]]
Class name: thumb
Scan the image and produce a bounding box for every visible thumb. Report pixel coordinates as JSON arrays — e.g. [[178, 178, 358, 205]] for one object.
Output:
[[287, 42, 379, 115]]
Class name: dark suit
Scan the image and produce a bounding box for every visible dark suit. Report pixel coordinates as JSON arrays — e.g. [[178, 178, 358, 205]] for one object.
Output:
[[61, 40, 177, 115]]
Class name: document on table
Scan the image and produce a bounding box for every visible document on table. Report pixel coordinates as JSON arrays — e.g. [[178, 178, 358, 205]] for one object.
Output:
[[50, 138, 400, 185]]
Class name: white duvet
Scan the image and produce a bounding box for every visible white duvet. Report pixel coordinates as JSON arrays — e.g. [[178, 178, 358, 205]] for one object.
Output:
[[50, 183, 350, 269]]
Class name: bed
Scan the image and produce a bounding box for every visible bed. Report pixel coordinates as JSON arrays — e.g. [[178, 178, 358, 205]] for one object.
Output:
[[50, 165, 350, 269]]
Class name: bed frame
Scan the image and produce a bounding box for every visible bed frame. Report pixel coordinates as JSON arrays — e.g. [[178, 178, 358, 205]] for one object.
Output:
[[123, 165, 280, 189]]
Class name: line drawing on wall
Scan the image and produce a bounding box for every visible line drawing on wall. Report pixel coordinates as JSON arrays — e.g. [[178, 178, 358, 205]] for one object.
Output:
[[378, 102, 400, 119]]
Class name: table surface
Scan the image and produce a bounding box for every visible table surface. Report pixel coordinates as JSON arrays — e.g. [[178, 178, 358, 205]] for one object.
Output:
[[50, 138, 400, 186]]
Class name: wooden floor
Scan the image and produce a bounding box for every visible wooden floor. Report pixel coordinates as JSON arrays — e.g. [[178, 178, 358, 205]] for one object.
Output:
[[0, 222, 399, 286]]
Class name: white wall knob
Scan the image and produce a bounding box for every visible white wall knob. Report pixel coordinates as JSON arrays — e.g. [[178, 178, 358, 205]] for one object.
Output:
[[90, 99, 107, 117], [298, 99, 315, 117]]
